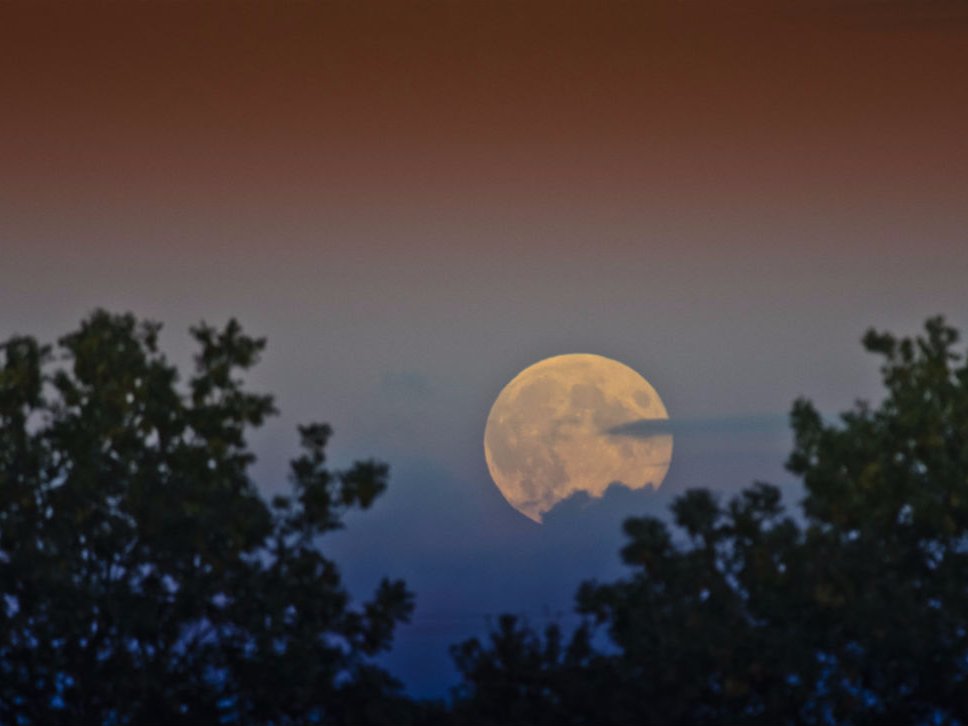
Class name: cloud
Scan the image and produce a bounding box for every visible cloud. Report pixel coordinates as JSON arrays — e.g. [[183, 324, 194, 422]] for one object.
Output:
[[542, 480, 675, 532], [381, 370, 434, 399], [325, 460, 675, 698], [323, 426, 798, 699], [606, 413, 788, 439], [606, 418, 674, 438]]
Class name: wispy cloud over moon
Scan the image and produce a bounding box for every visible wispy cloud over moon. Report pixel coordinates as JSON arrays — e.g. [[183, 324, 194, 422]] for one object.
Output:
[[606, 414, 787, 440]]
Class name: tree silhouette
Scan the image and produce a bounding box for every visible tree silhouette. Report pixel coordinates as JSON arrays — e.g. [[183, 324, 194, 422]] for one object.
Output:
[[451, 317, 968, 724], [0, 311, 416, 724], [8, 312, 968, 723]]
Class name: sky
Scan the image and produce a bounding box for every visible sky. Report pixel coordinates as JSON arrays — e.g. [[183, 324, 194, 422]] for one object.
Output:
[[2, 0, 968, 697]]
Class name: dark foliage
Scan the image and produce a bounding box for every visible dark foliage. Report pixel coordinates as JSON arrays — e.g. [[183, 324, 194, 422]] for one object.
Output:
[[0, 311, 423, 724], [6, 312, 967, 724], [451, 317, 968, 725]]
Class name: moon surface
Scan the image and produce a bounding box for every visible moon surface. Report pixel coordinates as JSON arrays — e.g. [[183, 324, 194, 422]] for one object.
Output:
[[484, 354, 672, 523]]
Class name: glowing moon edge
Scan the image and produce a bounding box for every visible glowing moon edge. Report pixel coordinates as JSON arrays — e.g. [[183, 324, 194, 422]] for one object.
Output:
[[483, 353, 672, 523]]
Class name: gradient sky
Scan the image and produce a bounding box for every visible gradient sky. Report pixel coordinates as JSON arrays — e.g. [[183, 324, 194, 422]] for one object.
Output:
[[3, 0, 968, 696]]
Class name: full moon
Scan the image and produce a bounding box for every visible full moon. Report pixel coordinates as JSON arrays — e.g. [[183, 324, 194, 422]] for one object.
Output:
[[483, 354, 672, 523]]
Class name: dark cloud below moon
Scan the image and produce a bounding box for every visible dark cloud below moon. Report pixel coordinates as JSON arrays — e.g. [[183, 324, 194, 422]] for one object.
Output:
[[329, 437, 799, 698]]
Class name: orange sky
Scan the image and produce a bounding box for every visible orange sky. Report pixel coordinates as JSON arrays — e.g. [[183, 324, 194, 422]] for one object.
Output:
[[3, 1, 967, 228]]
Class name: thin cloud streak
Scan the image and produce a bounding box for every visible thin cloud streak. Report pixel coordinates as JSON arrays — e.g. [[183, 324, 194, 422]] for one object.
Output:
[[606, 414, 788, 439]]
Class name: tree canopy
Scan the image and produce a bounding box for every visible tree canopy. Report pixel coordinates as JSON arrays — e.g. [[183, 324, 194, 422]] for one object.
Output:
[[5, 311, 968, 724], [0, 311, 416, 724], [450, 316, 968, 724]]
